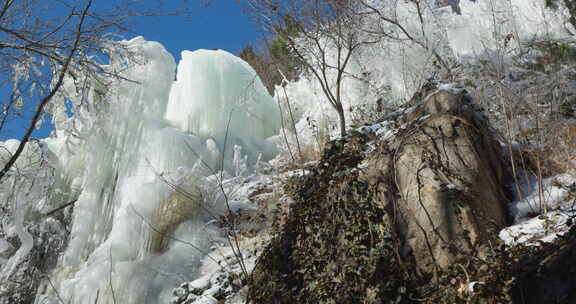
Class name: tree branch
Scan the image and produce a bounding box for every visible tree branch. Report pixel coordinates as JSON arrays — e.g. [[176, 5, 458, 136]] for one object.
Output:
[[0, 0, 93, 182]]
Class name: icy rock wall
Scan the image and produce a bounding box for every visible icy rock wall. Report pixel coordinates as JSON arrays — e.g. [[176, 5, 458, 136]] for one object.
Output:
[[0, 140, 53, 287], [277, 0, 574, 150], [34, 38, 279, 304], [167, 49, 280, 168], [0, 140, 36, 281], [446, 0, 574, 58]]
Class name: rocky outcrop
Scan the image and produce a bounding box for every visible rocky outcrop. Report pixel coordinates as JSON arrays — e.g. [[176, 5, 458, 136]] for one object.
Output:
[[512, 226, 576, 304], [248, 85, 512, 303], [366, 88, 511, 273], [250, 134, 406, 304]]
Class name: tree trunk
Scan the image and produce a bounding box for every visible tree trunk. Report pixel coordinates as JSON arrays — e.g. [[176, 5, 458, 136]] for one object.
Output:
[[336, 104, 346, 137]]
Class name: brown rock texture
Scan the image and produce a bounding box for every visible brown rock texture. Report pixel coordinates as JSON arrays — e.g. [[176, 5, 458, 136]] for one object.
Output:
[[249, 85, 513, 303], [366, 88, 511, 273]]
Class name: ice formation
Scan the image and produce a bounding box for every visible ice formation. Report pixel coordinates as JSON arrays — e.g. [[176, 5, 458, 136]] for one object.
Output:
[[0, 139, 49, 282], [275, 0, 575, 149], [167, 49, 280, 166], [446, 0, 573, 58], [24, 38, 279, 304]]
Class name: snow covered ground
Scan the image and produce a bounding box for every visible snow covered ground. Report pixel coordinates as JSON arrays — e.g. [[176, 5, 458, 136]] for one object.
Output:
[[500, 173, 576, 246]]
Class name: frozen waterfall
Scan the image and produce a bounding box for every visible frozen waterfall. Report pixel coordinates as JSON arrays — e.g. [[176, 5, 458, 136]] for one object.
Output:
[[32, 37, 280, 304], [167, 49, 279, 150]]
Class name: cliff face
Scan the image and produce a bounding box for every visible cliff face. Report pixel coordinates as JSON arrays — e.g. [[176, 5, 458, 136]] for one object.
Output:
[[367, 88, 512, 273], [249, 85, 515, 303]]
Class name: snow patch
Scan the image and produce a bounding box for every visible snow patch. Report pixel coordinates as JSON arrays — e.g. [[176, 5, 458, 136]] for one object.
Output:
[[500, 174, 576, 246]]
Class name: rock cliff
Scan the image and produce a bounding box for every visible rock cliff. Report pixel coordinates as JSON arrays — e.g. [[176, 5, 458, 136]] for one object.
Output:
[[249, 85, 514, 303]]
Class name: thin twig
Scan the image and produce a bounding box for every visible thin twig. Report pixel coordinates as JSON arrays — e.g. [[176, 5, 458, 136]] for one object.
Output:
[[45, 199, 78, 216], [0, 0, 93, 182], [109, 246, 117, 304]]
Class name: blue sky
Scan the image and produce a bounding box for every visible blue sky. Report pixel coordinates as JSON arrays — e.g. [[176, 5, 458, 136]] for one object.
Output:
[[134, 0, 260, 61], [0, 1, 261, 141], [136, 1, 262, 61]]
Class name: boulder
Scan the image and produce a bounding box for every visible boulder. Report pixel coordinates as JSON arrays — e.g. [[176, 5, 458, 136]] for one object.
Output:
[[368, 88, 511, 273], [249, 85, 512, 303]]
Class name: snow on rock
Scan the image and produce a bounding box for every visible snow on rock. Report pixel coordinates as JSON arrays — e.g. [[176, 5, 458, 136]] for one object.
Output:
[[500, 174, 576, 246], [169, 169, 285, 304], [510, 174, 576, 222], [171, 240, 261, 304], [499, 211, 573, 246]]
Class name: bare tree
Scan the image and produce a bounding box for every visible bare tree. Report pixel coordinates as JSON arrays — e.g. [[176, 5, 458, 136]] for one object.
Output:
[[245, 0, 378, 137], [356, 0, 452, 74], [244, 0, 453, 137], [0, 0, 191, 183]]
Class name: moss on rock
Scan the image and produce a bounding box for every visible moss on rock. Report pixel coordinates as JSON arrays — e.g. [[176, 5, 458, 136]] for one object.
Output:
[[249, 135, 416, 304]]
